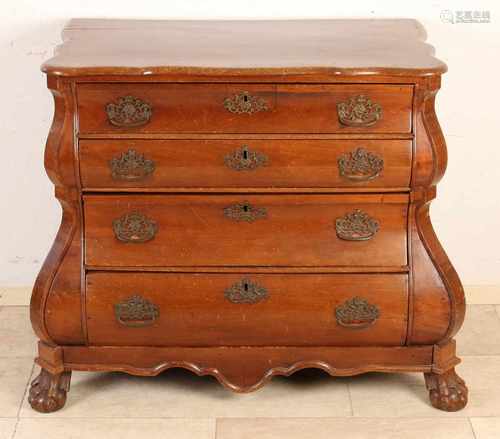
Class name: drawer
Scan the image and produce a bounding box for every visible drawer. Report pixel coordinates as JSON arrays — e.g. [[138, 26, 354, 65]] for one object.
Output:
[[77, 83, 413, 134], [79, 139, 412, 189], [83, 194, 408, 268], [86, 272, 409, 346]]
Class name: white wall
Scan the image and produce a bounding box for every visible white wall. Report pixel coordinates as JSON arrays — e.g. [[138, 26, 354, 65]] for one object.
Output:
[[1, 0, 499, 286]]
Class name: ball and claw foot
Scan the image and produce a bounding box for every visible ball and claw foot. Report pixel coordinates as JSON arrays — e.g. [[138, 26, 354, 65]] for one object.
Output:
[[28, 368, 72, 413], [424, 368, 468, 412]]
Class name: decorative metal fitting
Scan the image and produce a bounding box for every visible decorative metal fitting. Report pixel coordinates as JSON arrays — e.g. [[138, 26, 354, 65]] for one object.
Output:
[[223, 201, 267, 222], [224, 278, 268, 304], [114, 295, 159, 327], [223, 91, 269, 114], [112, 212, 158, 243], [224, 145, 268, 171], [338, 147, 384, 181], [337, 95, 382, 127], [109, 149, 155, 180], [105, 96, 152, 127], [335, 209, 379, 241], [335, 297, 380, 329]]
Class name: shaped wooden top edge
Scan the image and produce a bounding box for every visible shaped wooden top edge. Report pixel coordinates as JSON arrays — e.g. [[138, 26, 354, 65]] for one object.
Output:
[[41, 18, 447, 77]]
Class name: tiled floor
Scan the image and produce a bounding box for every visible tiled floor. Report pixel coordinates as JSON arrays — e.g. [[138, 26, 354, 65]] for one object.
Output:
[[0, 286, 499, 438]]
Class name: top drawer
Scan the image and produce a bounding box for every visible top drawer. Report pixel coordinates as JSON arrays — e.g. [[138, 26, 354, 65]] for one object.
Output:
[[76, 83, 413, 134]]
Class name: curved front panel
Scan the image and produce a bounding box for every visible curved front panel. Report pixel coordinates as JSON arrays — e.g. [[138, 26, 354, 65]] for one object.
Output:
[[83, 193, 409, 268], [79, 139, 412, 190], [76, 83, 413, 134], [86, 272, 409, 346]]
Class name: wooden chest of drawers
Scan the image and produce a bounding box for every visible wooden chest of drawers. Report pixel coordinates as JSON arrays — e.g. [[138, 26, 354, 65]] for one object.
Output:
[[29, 18, 467, 413]]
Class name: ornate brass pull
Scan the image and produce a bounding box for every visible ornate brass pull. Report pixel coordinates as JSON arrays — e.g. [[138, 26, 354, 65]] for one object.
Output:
[[109, 149, 155, 180], [335, 297, 379, 329], [225, 278, 268, 304], [335, 209, 379, 241], [105, 96, 152, 127], [338, 147, 384, 181], [337, 95, 382, 127], [223, 91, 269, 114], [224, 145, 268, 171], [223, 201, 267, 222], [114, 295, 159, 327], [113, 212, 158, 243]]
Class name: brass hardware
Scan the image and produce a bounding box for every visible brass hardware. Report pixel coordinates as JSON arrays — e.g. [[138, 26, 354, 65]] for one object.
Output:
[[224, 145, 268, 171], [225, 278, 268, 304], [337, 95, 382, 127], [223, 201, 267, 222], [113, 212, 158, 243], [338, 147, 384, 181], [223, 91, 269, 114], [335, 297, 379, 329], [105, 96, 152, 127], [114, 295, 159, 327], [109, 149, 155, 180], [335, 209, 379, 241]]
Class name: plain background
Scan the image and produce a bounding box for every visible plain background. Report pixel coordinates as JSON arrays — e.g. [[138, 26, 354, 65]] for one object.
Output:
[[0, 0, 499, 286]]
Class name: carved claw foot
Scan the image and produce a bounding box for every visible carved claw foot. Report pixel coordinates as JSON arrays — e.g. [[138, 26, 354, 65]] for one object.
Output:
[[28, 368, 72, 413], [424, 368, 468, 411]]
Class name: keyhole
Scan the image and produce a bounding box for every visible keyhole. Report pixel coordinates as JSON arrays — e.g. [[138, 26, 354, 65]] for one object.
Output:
[[244, 282, 249, 292], [243, 94, 249, 102], [242, 148, 249, 160], [243, 203, 249, 212]]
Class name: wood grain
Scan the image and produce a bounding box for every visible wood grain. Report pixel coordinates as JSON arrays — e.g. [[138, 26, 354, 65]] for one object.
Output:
[[30, 19, 467, 412], [86, 272, 408, 346], [30, 77, 85, 346], [61, 344, 434, 393], [79, 139, 412, 189], [76, 83, 413, 134], [43, 19, 446, 77], [83, 193, 409, 268]]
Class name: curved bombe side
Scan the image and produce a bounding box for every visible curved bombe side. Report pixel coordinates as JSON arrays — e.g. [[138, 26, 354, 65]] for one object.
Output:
[[408, 74, 466, 346], [30, 76, 84, 346]]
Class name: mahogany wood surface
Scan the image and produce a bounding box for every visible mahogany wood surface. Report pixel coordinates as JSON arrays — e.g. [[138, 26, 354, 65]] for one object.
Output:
[[30, 19, 467, 413], [35, 341, 460, 394], [62, 344, 434, 392], [86, 272, 408, 346], [42, 19, 446, 77], [77, 83, 413, 134], [83, 194, 409, 268], [79, 139, 412, 189]]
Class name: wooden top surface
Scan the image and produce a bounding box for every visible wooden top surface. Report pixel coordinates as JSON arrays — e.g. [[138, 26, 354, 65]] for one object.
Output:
[[42, 18, 447, 77]]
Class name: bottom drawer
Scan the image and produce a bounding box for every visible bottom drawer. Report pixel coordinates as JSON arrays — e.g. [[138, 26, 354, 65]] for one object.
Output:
[[86, 272, 408, 347]]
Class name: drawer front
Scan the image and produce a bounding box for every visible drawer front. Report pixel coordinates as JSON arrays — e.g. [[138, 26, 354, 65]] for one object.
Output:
[[77, 83, 413, 134], [79, 139, 412, 189], [84, 194, 408, 268], [86, 272, 409, 346]]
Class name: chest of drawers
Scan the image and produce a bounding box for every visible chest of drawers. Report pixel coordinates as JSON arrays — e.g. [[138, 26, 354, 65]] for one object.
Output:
[[29, 18, 467, 413]]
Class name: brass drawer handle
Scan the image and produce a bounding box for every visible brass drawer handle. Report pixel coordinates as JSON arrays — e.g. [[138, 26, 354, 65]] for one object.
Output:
[[109, 149, 155, 180], [338, 147, 384, 181], [335, 209, 379, 241], [335, 297, 379, 329], [225, 278, 268, 304], [113, 212, 158, 243], [337, 95, 382, 127], [223, 201, 267, 222], [114, 295, 159, 327], [223, 91, 269, 114], [105, 96, 152, 127], [224, 145, 268, 171]]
